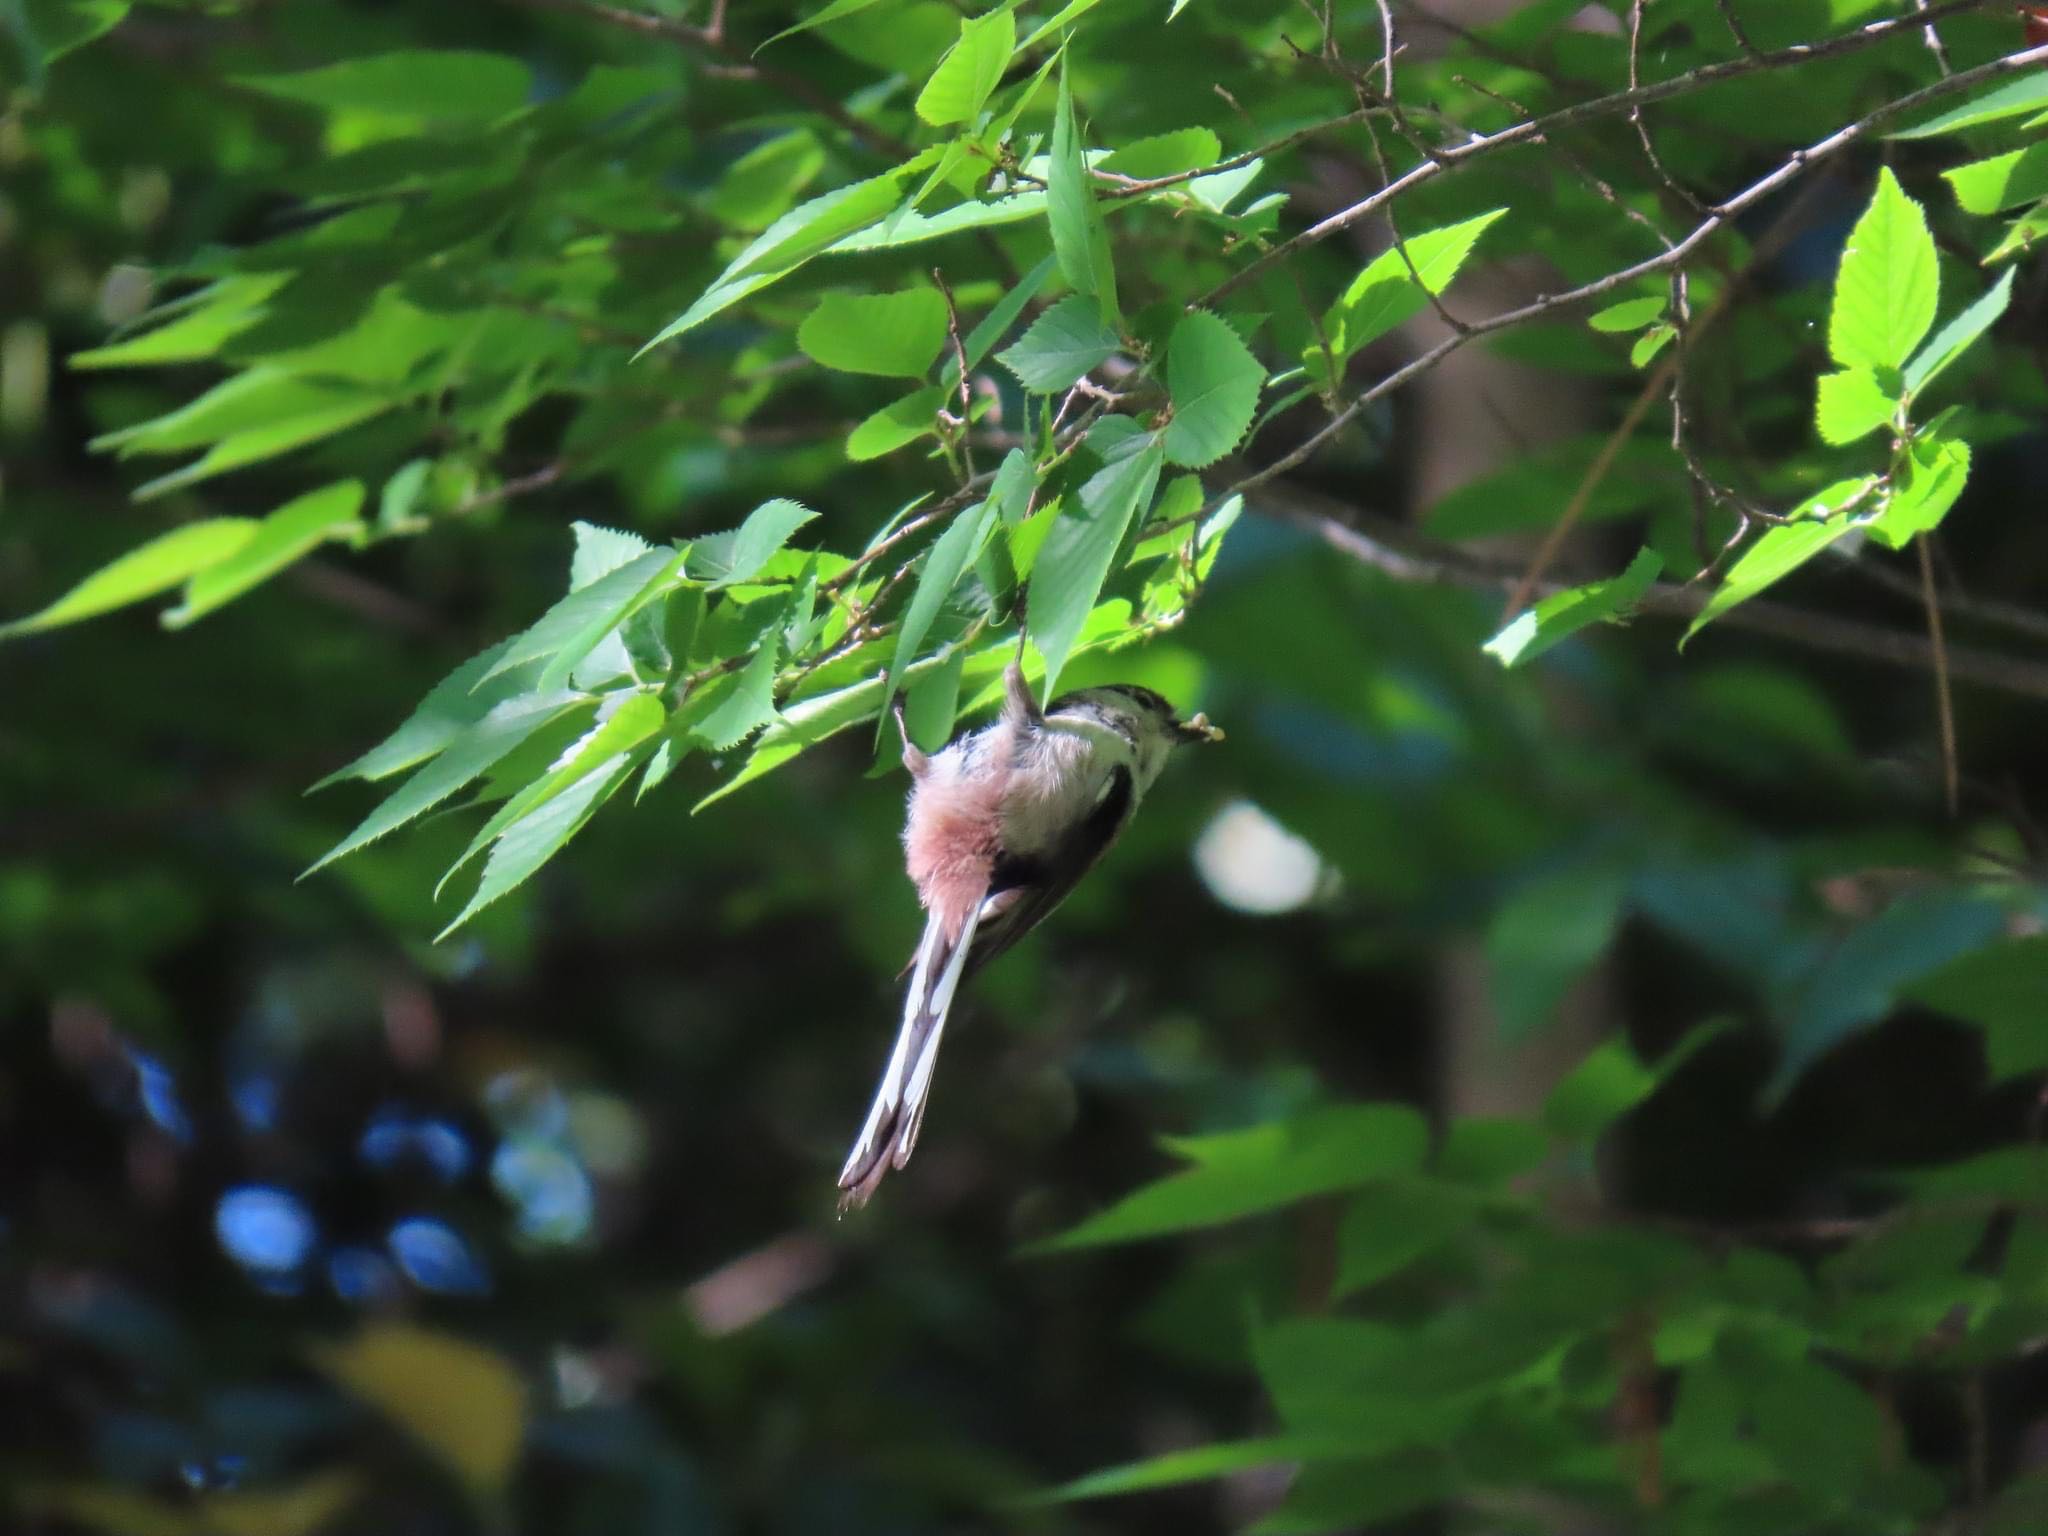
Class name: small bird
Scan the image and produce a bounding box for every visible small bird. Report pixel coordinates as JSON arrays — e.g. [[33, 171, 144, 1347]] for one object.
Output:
[[838, 661, 1222, 1209]]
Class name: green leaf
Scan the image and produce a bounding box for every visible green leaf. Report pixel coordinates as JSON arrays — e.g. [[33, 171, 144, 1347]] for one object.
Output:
[[1904, 269, 2014, 398], [797, 287, 949, 378], [1630, 323, 1675, 368], [883, 498, 995, 717], [1906, 936, 2048, 1080], [236, 50, 532, 120], [1866, 435, 1970, 550], [1097, 127, 1222, 180], [940, 253, 1057, 395], [1163, 310, 1264, 469], [483, 548, 682, 683], [1049, 57, 1117, 324], [1680, 478, 1876, 645], [1828, 168, 1938, 373], [828, 186, 1046, 255], [1544, 1019, 1728, 1141], [695, 498, 819, 588], [1587, 295, 1664, 332], [757, 0, 890, 51], [1485, 863, 1629, 1039], [1333, 1181, 1475, 1295], [71, 276, 289, 370], [1945, 145, 2048, 216], [913, 7, 1014, 127], [1040, 1105, 1430, 1249], [1893, 73, 2048, 138], [12, 0, 128, 75], [1814, 367, 1897, 446], [641, 170, 911, 350], [1318, 209, 1505, 370], [0, 518, 257, 639], [987, 446, 1036, 526], [306, 692, 591, 875], [311, 639, 533, 789], [1028, 437, 1164, 698], [683, 636, 783, 750], [1482, 547, 1661, 667], [436, 692, 667, 895], [705, 131, 825, 232], [163, 481, 365, 628], [1984, 200, 2048, 266], [1046, 1437, 1357, 1504], [848, 386, 944, 460], [996, 295, 1120, 393], [436, 753, 635, 938]]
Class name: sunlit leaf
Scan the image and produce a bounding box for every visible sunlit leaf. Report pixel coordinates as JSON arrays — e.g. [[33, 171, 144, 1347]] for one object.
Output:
[[0, 518, 257, 639], [1866, 435, 1969, 549], [914, 8, 1014, 127], [1903, 269, 2014, 398], [1028, 436, 1163, 698], [1828, 167, 1937, 373], [1162, 310, 1264, 469], [798, 287, 949, 378], [163, 480, 365, 627], [1680, 478, 1876, 645], [1814, 367, 1896, 445], [1483, 548, 1661, 667]]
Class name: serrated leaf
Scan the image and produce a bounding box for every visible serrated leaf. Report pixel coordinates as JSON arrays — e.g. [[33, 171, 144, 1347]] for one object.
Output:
[[1945, 144, 2048, 216], [1163, 311, 1264, 469], [914, 8, 1013, 127], [481, 548, 680, 686], [1028, 438, 1163, 698], [848, 386, 944, 460], [435, 753, 635, 938], [164, 481, 365, 628], [1317, 209, 1505, 375], [306, 692, 591, 875], [1039, 1105, 1429, 1249], [683, 635, 783, 750], [939, 253, 1057, 395], [1814, 368, 1896, 446], [568, 521, 652, 588], [0, 518, 257, 639], [694, 498, 818, 588], [798, 288, 949, 378], [1866, 435, 1970, 550], [1587, 295, 1664, 332], [1893, 73, 2048, 138], [1482, 547, 1661, 667], [1097, 127, 1221, 180], [1049, 57, 1117, 324], [1829, 168, 1938, 373], [436, 692, 667, 895], [1681, 478, 1876, 645], [882, 498, 995, 721], [996, 295, 1120, 392], [1904, 269, 2014, 398], [311, 639, 533, 789]]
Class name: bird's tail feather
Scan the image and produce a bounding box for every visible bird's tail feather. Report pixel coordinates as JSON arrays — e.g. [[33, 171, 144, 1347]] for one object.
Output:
[[837, 900, 984, 1210]]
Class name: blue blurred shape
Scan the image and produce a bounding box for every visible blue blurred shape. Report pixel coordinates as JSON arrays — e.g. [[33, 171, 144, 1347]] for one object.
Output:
[[492, 1139, 594, 1245], [388, 1216, 490, 1295], [130, 1049, 193, 1144], [327, 1245, 402, 1305], [358, 1105, 473, 1182], [227, 1066, 281, 1133], [214, 1186, 316, 1276]]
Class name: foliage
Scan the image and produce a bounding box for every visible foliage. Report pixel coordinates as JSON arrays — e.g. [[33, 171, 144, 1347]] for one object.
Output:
[[5, 0, 2048, 1533]]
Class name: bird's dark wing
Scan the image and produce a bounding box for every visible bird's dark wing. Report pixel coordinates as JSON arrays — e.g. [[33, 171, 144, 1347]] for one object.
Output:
[[963, 764, 1134, 978]]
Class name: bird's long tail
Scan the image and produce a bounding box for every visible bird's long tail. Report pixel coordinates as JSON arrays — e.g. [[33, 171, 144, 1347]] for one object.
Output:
[[837, 899, 984, 1210]]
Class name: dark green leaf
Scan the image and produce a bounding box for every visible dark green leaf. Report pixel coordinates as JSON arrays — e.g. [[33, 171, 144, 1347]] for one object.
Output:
[[1027, 437, 1163, 699], [1906, 935, 2048, 1079], [1049, 57, 1117, 323], [236, 50, 532, 120], [996, 295, 1120, 393], [1162, 310, 1264, 469], [882, 498, 994, 719], [1485, 863, 1629, 1039]]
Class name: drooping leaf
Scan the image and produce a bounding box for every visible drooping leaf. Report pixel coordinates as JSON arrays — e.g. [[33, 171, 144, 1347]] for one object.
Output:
[[913, 7, 1014, 127], [436, 752, 637, 937], [1483, 548, 1662, 667], [797, 287, 949, 378], [70, 274, 289, 369], [996, 295, 1120, 393], [1317, 209, 1506, 373], [306, 692, 592, 874], [1333, 1181, 1477, 1295], [1041, 1105, 1430, 1249], [1903, 269, 2014, 398], [939, 253, 1057, 395], [1814, 368, 1897, 445], [0, 518, 257, 639], [1828, 168, 1938, 374], [883, 498, 995, 718], [1162, 310, 1264, 469], [1046, 1436, 1360, 1503], [1680, 478, 1877, 645], [1048, 57, 1117, 323], [1865, 435, 1970, 550], [757, 0, 891, 51], [1028, 436, 1163, 698], [311, 639, 533, 789], [1630, 323, 1675, 367], [163, 481, 365, 628], [481, 548, 682, 684]]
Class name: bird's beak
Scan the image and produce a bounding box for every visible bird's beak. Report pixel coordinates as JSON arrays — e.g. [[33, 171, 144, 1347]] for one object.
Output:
[[1176, 712, 1224, 744]]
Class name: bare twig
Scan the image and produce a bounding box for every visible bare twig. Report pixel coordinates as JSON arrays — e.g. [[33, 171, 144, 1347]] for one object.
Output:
[[1913, 0, 1956, 76], [1713, 0, 1763, 60], [1919, 534, 1961, 815], [1628, 0, 1708, 215], [933, 267, 977, 483]]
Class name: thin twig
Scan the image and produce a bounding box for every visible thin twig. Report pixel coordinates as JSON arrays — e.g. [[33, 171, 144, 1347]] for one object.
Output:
[[1913, 0, 1956, 76], [1628, 0, 1708, 215], [933, 267, 977, 483], [1919, 533, 1961, 816], [1713, 0, 1763, 60]]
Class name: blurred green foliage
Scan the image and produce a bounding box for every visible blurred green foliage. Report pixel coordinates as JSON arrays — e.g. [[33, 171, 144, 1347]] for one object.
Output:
[[4, 0, 2048, 1532]]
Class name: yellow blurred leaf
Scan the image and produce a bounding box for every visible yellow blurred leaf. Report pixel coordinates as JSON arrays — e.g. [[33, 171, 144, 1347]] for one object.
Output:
[[205, 1470, 361, 1536], [20, 1485, 193, 1536], [313, 1323, 525, 1493]]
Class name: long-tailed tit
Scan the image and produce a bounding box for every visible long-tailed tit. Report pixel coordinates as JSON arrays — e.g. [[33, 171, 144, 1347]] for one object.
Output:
[[838, 662, 1222, 1209]]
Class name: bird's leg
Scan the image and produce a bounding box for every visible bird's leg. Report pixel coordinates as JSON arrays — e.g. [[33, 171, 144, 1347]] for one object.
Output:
[[1002, 658, 1043, 729], [893, 694, 929, 778]]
